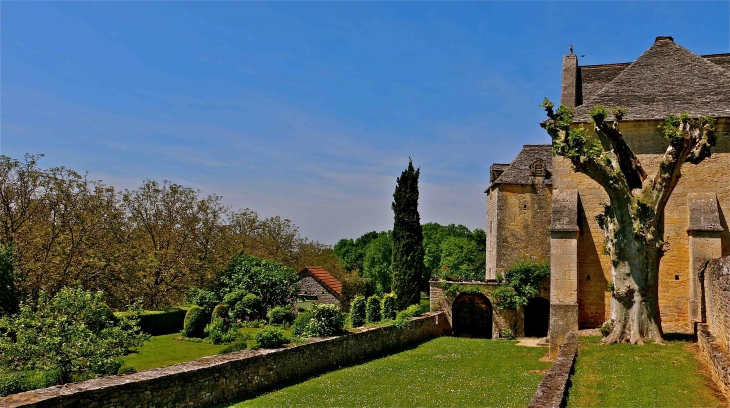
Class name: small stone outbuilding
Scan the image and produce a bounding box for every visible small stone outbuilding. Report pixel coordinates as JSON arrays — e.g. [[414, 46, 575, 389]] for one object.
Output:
[[296, 266, 342, 306]]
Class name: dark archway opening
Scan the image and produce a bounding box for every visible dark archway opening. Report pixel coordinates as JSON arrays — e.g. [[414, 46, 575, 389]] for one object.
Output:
[[452, 293, 492, 339], [524, 297, 549, 337]]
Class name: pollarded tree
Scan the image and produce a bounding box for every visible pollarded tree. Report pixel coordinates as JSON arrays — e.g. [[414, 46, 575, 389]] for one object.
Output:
[[391, 159, 424, 310], [541, 99, 716, 344]]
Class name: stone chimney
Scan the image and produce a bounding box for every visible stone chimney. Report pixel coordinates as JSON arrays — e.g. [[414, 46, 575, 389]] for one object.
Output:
[[560, 53, 578, 109], [655, 36, 674, 42]]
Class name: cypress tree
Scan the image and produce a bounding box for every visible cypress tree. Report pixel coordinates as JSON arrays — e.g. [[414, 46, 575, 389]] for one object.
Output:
[[391, 159, 424, 310]]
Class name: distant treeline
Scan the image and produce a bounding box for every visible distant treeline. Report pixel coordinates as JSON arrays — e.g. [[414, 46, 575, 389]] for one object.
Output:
[[0, 154, 353, 310], [334, 223, 486, 294]]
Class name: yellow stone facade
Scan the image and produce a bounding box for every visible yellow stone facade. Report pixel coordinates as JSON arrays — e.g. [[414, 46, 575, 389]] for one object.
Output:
[[553, 119, 730, 332]]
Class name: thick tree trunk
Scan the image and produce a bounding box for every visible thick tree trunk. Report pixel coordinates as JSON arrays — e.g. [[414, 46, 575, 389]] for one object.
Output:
[[602, 199, 664, 344]]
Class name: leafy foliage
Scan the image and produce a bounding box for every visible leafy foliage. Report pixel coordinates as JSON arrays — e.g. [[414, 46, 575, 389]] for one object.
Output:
[[494, 259, 550, 310], [391, 159, 424, 310], [0, 241, 19, 316], [211, 303, 228, 322], [254, 327, 287, 348], [349, 296, 366, 327], [295, 303, 345, 337], [185, 288, 220, 316], [204, 318, 237, 345], [219, 254, 297, 311], [232, 293, 264, 321], [267, 305, 295, 326], [182, 306, 207, 338], [0, 288, 148, 385], [381, 293, 397, 321], [436, 236, 484, 281], [115, 307, 189, 336], [365, 295, 382, 323], [362, 232, 393, 294]]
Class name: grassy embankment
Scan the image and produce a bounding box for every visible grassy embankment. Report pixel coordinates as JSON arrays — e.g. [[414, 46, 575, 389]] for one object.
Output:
[[224, 336, 551, 407], [567, 336, 725, 407]]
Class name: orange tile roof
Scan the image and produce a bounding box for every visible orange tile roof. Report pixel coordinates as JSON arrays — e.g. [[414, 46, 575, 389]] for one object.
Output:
[[298, 266, 342, 297]]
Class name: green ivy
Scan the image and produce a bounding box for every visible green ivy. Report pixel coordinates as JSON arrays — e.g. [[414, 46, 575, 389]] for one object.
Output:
[[494, 259, 549, 310]]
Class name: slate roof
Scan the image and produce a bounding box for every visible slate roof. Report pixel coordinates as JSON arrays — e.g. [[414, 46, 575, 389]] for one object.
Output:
[[298, 266, 342, 297], [486, 145, 552, 191], [573, 37, 730, 122]]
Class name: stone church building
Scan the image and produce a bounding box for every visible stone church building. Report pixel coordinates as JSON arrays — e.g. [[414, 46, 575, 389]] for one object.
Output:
[[433, 36, 730, 353], [502, 36, 729, 347]]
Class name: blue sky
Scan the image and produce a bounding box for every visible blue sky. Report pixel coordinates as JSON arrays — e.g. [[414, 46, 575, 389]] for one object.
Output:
[[2, 2, 729, 244]]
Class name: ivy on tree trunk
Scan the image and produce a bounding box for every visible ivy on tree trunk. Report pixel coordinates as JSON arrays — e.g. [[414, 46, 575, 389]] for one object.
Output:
[[541, 99, 716, 344], [391, 159, 424, 310]]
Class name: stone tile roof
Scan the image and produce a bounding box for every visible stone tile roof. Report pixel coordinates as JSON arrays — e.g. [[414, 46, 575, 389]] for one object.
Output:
[[298, 266, 342, 297], [487, 145, 552, 190], [574, 37, 730, 122]]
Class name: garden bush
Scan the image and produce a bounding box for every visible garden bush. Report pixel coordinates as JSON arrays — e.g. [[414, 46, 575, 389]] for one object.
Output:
[[0, 288, 147, 386], [301, 303, 344, 337], [204, 318, 237, 345], [232, 293, 264, 321], [185, 288, 220, 316], [254, 327, 287, 348], [366, 295, 381, 323], [220, 339, 248, 354], [292, 310, 314, 337], [222, 290, 247, 310], [0, 368, 62, 397], [211, 303, 229, 322], [494, 259, 550, 310], [381, 293, 397, 320], [181, 306, 206, 338], [349, 296, 366, 327], [117, 366, 137, 375], [268, 305, 295, 326], [394, 304, 425, 328]]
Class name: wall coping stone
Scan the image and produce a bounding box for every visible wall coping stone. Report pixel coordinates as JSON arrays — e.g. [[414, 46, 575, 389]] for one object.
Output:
[[687, 193, 724, 232], [549, 189, 579, 232], [529, 331, 578, 408], [1, 313, 448, 407]]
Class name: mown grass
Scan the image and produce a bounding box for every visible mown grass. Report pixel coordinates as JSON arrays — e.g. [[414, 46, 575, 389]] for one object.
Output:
[[566, 336, 725, 408], [223, 337, 551, 407], [121, 327, 293, 372]]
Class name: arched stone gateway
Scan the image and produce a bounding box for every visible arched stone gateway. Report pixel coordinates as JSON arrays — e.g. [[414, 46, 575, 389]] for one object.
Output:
[[452, 293, 493, 338], [524, 297, 549, 337]]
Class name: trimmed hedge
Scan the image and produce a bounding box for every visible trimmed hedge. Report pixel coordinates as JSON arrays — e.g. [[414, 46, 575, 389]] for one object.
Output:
[[366, 295, 381, 323], [114, 307, 190, 336], [350, 296, 366, 328], [182, 306, 207, 338]]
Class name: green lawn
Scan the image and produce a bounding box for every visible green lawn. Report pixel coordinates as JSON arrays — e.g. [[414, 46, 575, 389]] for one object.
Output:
[[567, 336, 725, 408], [223, 337, 551, 407], [120, 333, 228, 372], [121, 327, 293, 372]]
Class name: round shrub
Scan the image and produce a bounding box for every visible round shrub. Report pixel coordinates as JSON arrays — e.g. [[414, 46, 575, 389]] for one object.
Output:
[[349, 296, 366, 327], [366, 295, 381, 323], [223, 290, 247, 310], [304, 303, 344, 337], [291, 310, 313, 337], [268, 305, 295, 326], [233, 293, 263, 321], [181, 306, 206, 338], [381, 293, 397, 320], [81, 302, 116, 333], [184, 288, 220, 316], [254, 327, 287, 348], [211, 303, 229, 322]]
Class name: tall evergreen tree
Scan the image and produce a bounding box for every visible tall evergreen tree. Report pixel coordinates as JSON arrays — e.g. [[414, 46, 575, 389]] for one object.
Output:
[[391, 159, 424, 309], [0, 241, 20, 316]]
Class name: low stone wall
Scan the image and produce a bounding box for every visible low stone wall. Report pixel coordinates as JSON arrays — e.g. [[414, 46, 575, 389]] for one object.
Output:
[[698, 323, 730, 399], [528, 331, 578, 408], [1, 313, 450, 408], [702, 257, 730, 354]]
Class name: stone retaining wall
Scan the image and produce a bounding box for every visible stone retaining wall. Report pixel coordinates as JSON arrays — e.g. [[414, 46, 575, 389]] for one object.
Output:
[[528, 331, 578, 408], [1, 313, 450, 408], [697, 324, 730, 399]]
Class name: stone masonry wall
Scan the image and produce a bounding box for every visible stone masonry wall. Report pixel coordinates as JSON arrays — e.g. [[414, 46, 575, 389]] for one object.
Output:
[[553, 119, 730, 331], [297, 275, 339, 305], [494, 184, 552, 276], [702, 257, 730, 354], [1, 314, 450, 408], [486, 188, 499, 279]]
